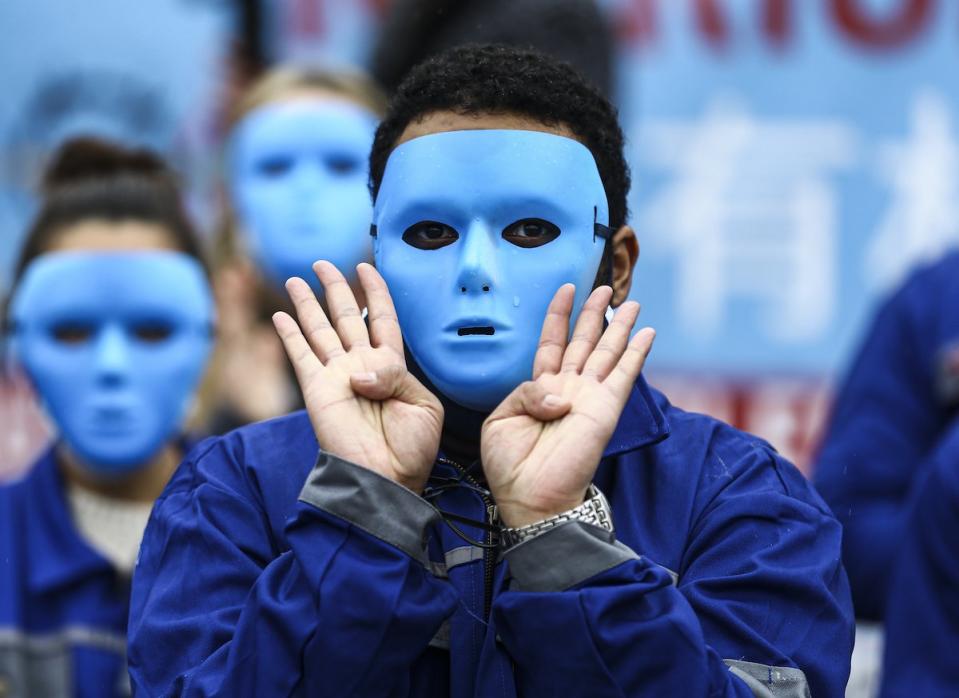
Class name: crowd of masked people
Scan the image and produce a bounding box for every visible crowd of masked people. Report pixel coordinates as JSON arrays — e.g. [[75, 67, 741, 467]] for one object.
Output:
[[1, 20, 957, 698]]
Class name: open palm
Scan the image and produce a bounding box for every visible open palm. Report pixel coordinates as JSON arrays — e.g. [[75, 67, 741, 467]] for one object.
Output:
[[273, 261, 443, 494], [482, 284, 655, 527]]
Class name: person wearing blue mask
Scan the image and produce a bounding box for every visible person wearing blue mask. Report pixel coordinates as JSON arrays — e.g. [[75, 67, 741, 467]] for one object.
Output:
[[129, 45, 853, 697], [227, 67, 384, 300], [205, 67, 386, 432], [0, 138, 214, 697]]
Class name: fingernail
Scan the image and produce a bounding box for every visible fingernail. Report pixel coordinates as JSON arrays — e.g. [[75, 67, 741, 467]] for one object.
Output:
[[353, 372, 377, 383], [543, 394, 564, 408]]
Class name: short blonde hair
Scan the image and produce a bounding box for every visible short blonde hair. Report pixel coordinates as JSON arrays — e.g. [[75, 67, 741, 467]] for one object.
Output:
[[230, 65, 387, 127]]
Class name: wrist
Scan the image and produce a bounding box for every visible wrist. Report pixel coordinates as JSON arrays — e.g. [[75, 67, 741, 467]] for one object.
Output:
[[498, 484, 614, 549], [495, 490, 589, 529], [394, 473, 429, 496]]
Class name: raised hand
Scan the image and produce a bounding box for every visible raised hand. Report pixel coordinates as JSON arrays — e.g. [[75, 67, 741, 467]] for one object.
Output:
[[272, 261, 443, 494], [481, 284, 655, 527]]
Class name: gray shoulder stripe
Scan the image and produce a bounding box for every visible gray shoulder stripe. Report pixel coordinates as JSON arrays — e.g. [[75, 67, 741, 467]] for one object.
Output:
[[429, 546, 486, 578], [724, 659, 811, 698], [445, 545, 485, 569], [0, 626, 127, 655]]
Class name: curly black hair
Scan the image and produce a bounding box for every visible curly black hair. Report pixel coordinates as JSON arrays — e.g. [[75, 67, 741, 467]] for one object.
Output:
[[369, 43, 630, 230]]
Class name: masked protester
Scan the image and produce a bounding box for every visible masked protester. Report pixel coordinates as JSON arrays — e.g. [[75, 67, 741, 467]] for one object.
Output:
[[206, 67, 386, 432], [0, 138, 214, 697], [128, 45, 853, 697], [227, 66, 384, 300]]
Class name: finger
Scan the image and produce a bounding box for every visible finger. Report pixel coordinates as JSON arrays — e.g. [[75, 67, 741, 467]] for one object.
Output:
[[560, 286, 613, 374], [350, 364, 437, 407], [485, 380, 571, 425], [582, 301, 641, 381], [313, 260, 370, 350], [532, 284, 574, 379], [272, 311, 322, 385], [357, 263, 404, 356], [285, 277, 345, 362], [603, 327, 656, 399]]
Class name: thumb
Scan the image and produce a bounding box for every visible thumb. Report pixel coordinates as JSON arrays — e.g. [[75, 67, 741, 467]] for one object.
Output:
[[349, 364, 437, 407], [487, 381, 571, 424]]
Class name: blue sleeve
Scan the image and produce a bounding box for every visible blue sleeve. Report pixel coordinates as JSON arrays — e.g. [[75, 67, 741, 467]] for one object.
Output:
[[128, 446, 458, 697], [880, 423, 959, 697], [493, 449, 853, 697], [814, 272, 946, 620]]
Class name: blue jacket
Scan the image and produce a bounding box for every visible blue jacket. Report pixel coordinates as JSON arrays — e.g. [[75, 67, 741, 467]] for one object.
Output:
[[880, 420, 959, 696], [0, 449, 132, 697], [814, 251, 959, 620], [128, 379, 853, 697]]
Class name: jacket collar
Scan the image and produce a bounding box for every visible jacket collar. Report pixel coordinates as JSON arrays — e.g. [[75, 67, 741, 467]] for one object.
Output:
[[24, 447, 113, 595], [602, 375, 671, 457]]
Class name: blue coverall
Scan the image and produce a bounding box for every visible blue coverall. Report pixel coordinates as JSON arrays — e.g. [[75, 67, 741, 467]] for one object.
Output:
[[128, 378, 854, 696], [880, 420, 959, 696], [814, 251, 959, 620], [0, 450, 133, 697]]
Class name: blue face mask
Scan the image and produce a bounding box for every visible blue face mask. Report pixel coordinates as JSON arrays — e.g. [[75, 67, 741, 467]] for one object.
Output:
[[9, 252, 215, 473], [230, 100, 378, 292], [373, 129, 611, 412]]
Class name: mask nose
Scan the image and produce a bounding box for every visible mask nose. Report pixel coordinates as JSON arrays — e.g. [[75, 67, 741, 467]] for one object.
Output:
[[291, 160, 325, 195], [94, 325, 131, 388], [456, 220, 497, 296]]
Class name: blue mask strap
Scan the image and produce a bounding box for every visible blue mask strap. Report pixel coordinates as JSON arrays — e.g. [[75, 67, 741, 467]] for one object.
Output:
[[592, 206, 615, 287], [593, 206, 612, 242]]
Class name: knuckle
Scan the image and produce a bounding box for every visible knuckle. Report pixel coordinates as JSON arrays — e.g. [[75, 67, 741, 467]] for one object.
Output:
[[592, 343, 619, 356]]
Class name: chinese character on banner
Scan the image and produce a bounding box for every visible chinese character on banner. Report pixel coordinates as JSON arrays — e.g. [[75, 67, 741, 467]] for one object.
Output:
[[610, 0, 959, 472]]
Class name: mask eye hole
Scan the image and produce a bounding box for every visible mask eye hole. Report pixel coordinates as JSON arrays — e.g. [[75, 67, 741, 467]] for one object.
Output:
[[51, 323, 93, 345], [327, 155, 361, 175], [256, 156, 294, 177], [402, 221, 460, 250], [502, 218, 561, 248], [132, 322, 174, 343]]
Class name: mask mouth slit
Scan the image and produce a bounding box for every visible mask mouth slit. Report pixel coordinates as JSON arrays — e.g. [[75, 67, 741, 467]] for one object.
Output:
[[458, 326, 495, 336]]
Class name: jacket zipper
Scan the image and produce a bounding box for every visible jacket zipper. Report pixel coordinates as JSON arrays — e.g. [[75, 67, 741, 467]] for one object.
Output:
[[439, 457, 497, 619]]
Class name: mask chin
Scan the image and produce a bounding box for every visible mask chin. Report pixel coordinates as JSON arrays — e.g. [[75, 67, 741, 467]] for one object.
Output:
[[61, 434, 165, 475], [411, 346, 528, 413]]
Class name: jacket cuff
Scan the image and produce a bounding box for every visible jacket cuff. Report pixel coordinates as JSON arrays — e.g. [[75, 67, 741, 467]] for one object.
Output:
[[298, 451, 440, 566], [504, 521, 638, 592]]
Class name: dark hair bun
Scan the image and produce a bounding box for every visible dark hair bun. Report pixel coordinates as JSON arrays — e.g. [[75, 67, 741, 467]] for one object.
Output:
[[42, 137, 169, 191]]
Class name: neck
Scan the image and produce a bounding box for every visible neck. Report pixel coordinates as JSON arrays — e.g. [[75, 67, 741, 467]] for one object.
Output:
[[58, 442, 181, 503], [438, 392, 487, 467], [405, 348, 487, 466]]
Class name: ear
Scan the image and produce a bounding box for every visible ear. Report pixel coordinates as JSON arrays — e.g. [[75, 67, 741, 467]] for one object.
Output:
[[610, 225, 639, 307]]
